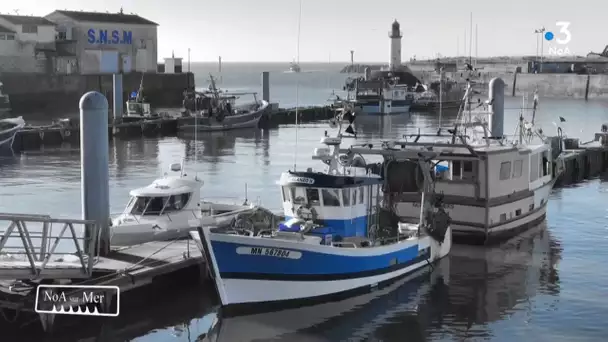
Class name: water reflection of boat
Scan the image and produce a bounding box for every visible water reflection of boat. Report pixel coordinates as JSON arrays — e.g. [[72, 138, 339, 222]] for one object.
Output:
[[445, 222, 562, 331], [202, 259, 449, 342]]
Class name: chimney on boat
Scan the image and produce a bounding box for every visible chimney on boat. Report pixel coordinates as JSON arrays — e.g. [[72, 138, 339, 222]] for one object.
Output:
[[389, 20, 402, 71]]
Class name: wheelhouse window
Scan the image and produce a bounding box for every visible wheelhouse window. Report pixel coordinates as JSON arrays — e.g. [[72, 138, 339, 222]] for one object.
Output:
[[513, 159, 523, 178], [281, 186, 290, 202], [351, 188, 357, 206], [452, 161, 462, 177], [306, 188, 320, 205], [290, 187, 306, 205], [359, 186, 364, 204], [128, 193, 192, 216], [342, 188, 351, 206], [321, 189, 341, 206], [499, 161, 511, 180]]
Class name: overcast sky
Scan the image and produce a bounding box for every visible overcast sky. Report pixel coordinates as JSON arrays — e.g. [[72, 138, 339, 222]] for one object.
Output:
[[11, 0, 603, 62]]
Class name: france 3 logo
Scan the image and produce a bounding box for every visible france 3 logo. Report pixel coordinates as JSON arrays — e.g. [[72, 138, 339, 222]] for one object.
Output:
[[35, 285, 120, 317]]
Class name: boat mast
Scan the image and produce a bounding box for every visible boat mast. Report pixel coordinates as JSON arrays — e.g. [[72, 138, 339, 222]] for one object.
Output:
[[293, 0, 303, 171]]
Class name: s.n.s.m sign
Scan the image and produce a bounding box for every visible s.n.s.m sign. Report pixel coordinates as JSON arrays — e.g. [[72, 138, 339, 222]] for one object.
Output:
[[87, 29, 132, 45]]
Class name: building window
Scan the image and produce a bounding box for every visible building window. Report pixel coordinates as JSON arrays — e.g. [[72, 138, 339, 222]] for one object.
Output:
[[22, 25, 38, 34], [6, 34, 14, 40], [499, 161, 511, 180], [139, 39, 146, 49], [0, 34, 5, 40], [57, 31, 67, 40]]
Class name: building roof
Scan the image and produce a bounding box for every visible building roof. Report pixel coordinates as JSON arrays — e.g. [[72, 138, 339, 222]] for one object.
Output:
[[51, 10, 158, 26], [0, 14, 55, 26], [0, 24, 15, 33]]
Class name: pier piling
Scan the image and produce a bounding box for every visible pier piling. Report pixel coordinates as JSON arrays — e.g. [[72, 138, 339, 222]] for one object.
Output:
[[262, 71, 270, 102], [80, 91, 111, 256], [113, 74, 123, 120]]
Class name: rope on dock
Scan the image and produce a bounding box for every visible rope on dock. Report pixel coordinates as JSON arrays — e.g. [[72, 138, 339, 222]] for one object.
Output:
[[120, 236, 188, 274]]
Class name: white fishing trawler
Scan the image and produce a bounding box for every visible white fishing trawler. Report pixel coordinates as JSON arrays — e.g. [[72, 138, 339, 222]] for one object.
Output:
[[190, 111, 452, 313], [110, 162, 257, 246], [344, 78, 564, 244]]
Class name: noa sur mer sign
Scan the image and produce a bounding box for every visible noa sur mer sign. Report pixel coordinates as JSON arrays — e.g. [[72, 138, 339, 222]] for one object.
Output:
[[87, 29, 133, 45]]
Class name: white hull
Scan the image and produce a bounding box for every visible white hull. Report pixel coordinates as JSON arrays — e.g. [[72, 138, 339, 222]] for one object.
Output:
[[394, 180, 554, 241], [356, 104, 411, 116], [191, 227, 451, 307], [222, 258, 430, 304], [111, 204, 253, 246]]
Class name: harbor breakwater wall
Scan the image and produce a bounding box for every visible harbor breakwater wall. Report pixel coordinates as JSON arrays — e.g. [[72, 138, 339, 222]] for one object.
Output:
[[3, 72, 194, 114], [415, 71, 608, 99]]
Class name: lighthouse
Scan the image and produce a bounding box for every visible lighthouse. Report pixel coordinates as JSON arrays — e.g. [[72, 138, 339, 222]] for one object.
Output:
[[389, 20, 402, 71]]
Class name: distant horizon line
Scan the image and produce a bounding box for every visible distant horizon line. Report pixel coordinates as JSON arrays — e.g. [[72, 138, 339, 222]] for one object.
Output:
[[159, 55, 586, 64]]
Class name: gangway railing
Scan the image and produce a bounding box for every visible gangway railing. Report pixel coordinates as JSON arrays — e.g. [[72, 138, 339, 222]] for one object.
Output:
[[0, 213, 99, 280]]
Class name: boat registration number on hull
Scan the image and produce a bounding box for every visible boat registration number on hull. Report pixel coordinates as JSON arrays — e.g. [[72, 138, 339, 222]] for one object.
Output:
[[235, 246, 302, 259]]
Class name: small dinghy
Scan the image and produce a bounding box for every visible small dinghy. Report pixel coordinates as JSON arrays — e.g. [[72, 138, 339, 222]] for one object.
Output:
[[0, 116, 25, 153], [111, 162, 255, 246], [190, 114, 452, 313]]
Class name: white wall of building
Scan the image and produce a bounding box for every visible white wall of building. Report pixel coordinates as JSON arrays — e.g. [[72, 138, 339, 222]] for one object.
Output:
[[0, 17, 55, 72], [45, 12, 158, 74]]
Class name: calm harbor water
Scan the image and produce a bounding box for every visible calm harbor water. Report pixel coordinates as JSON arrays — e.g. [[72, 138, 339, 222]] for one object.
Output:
[[2, 94, 608, 340]]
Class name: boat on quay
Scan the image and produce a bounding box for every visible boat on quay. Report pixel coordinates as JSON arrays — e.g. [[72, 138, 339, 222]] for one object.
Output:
[[343, 77, 565, 245], [342, 20, 419, 116], [110, 162, 262, 246], [179, 75, 269, 132], [190, 111, 452, 314]]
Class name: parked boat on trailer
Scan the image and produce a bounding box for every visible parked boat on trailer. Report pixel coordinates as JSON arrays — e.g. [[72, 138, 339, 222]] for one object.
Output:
[[190, 110, 452, 314]]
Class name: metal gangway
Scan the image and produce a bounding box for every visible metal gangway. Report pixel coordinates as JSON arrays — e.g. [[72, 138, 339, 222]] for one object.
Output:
[[0, 213, 99, 280]]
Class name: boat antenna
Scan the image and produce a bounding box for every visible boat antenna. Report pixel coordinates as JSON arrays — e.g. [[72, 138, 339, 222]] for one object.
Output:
[[293, 0, 302, 171], [438, 67, 443, 131], [469, 12, 473, 66]]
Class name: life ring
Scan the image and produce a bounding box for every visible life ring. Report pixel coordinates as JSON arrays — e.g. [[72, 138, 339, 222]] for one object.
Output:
[[296, 203, 318, 221]]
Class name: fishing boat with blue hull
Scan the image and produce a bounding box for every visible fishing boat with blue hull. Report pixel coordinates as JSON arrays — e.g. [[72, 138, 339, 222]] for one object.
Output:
[[190, 113, 452, 313]]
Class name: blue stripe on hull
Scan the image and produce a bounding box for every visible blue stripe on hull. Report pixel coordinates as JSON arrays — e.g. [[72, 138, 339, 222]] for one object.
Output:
[[210, 239, 420, 276], [284, 215, 368, 238]]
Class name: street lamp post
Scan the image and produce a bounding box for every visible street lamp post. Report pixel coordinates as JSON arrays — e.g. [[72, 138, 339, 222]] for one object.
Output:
[[534, 27, 546, 73]]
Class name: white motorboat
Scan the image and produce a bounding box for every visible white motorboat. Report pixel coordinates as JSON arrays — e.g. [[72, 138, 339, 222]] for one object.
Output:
[[110, 162, 256, 246], [190, 110, 451, 313], [0, 116, 25, 153]]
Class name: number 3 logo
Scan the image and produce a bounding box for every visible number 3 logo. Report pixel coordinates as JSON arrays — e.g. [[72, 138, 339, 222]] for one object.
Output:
[[555, 21, 571, 45]]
